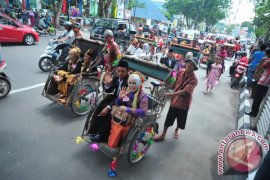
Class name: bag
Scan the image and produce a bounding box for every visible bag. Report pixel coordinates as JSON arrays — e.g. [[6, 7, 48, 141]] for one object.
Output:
[[108, 119, 130, 148], [111, 105, 130, 125]]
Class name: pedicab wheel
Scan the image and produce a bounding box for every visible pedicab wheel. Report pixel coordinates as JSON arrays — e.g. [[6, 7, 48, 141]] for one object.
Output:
[[127, 121, 155, 164], [39, 57, 53, 72], [154, 87, 167, 118], [0, 77, 11, 99], [49, 29, 56, 36], [71, 82, 97, 116]]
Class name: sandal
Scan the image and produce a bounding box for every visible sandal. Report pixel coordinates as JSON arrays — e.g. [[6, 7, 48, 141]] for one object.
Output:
[[154, 135, 165, 142], [174, 131, 180, 139]]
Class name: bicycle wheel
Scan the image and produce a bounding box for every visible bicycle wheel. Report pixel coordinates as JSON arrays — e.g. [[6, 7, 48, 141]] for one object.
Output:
[[71, 81, 97, 116], [127, 121, 155, 164]]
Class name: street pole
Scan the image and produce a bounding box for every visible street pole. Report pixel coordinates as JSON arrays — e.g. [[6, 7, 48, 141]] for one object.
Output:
[[68, 0, 71, 21]]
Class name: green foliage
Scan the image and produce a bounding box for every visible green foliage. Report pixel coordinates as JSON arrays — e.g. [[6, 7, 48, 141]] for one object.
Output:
[[127, 0, 145, 10], [164, 0, 231, 30], [241, 21, 254, 34], [254, 0, 270, 37], [110, 0, 117, 18], [225, 24, 236, 35]]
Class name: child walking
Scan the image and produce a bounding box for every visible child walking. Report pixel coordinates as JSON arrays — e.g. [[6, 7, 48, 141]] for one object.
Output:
[[204, 57, 222, 94]]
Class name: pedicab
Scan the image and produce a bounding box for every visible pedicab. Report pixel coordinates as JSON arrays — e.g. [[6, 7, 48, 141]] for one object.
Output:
[[78, 56, 172, 176], [223, 43, 235, 59], [199, 40, 216, 67], [170, 43, 200, 61], [134, 36, 159, 62], [41, 38, 106, 115]]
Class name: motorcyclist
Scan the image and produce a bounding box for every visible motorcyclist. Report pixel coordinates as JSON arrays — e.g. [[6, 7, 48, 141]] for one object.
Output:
[[73, 23, 83, 38], [38, 13, 48, 32], [56, 21, 75, 44]]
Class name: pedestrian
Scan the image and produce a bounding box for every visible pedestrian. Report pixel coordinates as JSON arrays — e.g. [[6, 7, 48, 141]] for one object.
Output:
[[245, 48, 270, 117], [254, 150, 270, 180], [29, 10, 35, 27], [206, 43, 217, 76], [246, 43, 267, 87], [154, 58, 198, 141], [204, 57, 222, 94], [217, 45, 227, 79]]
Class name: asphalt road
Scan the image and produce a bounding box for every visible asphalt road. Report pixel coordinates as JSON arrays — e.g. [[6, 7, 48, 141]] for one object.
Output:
[[0, 34, 239, 180]]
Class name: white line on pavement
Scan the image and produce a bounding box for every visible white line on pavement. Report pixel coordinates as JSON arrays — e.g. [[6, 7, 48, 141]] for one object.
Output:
[[10, 83, 45, 94]]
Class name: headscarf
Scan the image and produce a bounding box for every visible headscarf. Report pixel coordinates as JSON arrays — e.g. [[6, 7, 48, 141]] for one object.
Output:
[[128, 72, 144, 108]]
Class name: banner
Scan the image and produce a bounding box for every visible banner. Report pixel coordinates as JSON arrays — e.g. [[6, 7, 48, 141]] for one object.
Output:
[[26, 0, 30, 10], [78, 0, 82, 15], [22, 0, 26, 10], [62, 0, 67, 14]]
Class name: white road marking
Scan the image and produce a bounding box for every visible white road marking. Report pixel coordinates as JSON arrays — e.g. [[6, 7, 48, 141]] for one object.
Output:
[[10, 83, 45, 94]]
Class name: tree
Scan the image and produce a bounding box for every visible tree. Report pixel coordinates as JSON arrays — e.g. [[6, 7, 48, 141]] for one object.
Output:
[[253, 0, 270, 38], [98, 0, 112, 17], [164, 0, 231, 31], [241, 21, 254, 34], [41, 0, 64, 28]]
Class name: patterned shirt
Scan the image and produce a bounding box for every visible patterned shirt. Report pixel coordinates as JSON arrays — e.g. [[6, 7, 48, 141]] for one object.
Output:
[[258, 59, 270, 87], [104, 41, 122, 71], [170, 69, 198, 110]]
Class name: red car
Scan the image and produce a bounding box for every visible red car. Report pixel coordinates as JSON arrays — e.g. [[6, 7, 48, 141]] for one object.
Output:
[[0, 13, 39, 45]]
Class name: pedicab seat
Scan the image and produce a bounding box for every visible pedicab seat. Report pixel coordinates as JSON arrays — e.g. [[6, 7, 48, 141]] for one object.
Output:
[[150, 81, 160, 87]]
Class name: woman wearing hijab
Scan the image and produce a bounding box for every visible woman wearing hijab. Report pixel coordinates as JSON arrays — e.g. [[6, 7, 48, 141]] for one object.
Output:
[[107, 72, 149, 148]]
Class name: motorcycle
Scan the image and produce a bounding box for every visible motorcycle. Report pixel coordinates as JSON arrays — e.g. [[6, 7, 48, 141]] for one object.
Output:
[[34, 24, 56, 37], [230, 61, 248, 88], [38, 39, 70, 72], [0, 60, 11, 98]]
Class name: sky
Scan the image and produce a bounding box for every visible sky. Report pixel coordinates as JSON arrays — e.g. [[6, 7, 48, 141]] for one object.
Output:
[[151, 0, 255, 24]]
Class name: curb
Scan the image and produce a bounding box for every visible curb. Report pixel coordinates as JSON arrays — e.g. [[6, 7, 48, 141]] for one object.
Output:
[[237, 85, 251, 129]]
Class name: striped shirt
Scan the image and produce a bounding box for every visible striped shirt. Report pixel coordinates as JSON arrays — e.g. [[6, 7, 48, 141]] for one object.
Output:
[[170, 69, 198, 110]]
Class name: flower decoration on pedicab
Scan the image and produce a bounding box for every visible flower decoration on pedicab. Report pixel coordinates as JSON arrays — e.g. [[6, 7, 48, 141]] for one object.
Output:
[[76, 136, 85, 144], [89, 143, 99, 151], [108, 158, 117, 177], [167, 70, 177, 88], [78, 88, 88, 96], [131, 127, 155, 159]]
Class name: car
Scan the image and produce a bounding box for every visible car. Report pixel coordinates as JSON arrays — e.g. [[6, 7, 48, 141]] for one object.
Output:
[[0, 13, 39, 45], [89, 18, 134, 52]]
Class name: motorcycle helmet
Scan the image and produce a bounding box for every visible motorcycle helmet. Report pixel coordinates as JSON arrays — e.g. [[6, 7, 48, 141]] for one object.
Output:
[[63, 21, 73, 27], [73, 23, 81, 29], [241, 52, 247, 57]]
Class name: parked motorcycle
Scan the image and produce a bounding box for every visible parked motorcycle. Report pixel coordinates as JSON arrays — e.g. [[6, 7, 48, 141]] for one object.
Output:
[[0, 60, 11, 98], [230, 61, 248, 88], [38, 39, 70, 72], [34, 24, 56, 37]]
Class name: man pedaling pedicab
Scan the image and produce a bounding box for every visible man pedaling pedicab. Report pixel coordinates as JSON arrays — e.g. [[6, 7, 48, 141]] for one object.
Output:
[[103, 30, 122, 72]]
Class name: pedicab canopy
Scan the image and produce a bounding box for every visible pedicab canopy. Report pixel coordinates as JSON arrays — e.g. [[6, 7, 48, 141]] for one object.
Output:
[[72, 38, 106, 59], [135, 36, 156, 45], [121, 55, 171, 81], [170, 43, 201, 59]]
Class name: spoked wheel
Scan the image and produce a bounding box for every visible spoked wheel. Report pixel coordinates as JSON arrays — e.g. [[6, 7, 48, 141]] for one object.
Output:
[[154, 87, 167, 118], [0, 77, 11, 99], [49, 29, 56, 36], [39, 57, 53, 72], [127, 121, 155, 164], [71, 82, 97, 116]]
